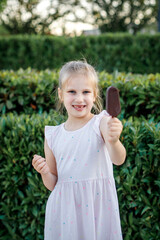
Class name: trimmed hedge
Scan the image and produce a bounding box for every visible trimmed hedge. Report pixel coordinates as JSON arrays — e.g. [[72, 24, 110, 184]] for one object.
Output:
[[0, 111, 160, 240], [0, 33, 160, 73], [0, 111, 66, 240], [0, 69, 160, 121]]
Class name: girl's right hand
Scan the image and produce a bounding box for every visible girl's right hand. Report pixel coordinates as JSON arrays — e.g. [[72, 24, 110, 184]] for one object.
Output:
[[32, 154, 50, 175]]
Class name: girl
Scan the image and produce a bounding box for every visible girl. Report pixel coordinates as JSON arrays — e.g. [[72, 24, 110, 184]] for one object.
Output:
[[32, 60, 126, 240]]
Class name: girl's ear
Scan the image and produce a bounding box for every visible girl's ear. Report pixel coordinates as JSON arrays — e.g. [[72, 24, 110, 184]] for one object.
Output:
[[58, 87, 63, 102]]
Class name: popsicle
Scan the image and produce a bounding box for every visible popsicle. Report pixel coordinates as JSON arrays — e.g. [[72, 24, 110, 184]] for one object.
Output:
[[106, 86, 121, 117]]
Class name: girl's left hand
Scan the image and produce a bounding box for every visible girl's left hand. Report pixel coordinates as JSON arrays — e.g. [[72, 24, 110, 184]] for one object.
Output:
[[106, 117, 123, 144], [100, 116, 123, 144]]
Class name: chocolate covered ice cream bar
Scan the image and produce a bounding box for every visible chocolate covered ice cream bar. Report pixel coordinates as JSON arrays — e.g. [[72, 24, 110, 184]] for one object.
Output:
[[106, 86, 121, 117]]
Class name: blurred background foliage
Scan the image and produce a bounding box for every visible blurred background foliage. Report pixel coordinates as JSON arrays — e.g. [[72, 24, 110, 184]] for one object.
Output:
[[0, 33, 160, 73], [0, 0, 71, 35], [0, 0, 7, 12], [85, 0, 159, 34], [0, 0, 159, 35]]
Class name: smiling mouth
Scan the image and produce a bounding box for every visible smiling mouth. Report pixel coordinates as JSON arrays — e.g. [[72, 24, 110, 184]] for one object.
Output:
[[72, 105, 86, 111]]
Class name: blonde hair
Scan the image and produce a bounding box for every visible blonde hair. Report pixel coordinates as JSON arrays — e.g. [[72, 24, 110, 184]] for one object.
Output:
[[58, 60, 103, 114]]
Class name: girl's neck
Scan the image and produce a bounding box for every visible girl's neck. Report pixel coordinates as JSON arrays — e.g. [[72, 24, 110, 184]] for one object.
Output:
[[64, 113, 94, 131]]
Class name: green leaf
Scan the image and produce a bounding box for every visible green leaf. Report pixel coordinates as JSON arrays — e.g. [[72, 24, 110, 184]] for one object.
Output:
[[32, 207, 38, 217], [6, 100, 13, 109], [18, 96, 24, 105], [129, 212, 133, 226], [141, 206, 151, 215]]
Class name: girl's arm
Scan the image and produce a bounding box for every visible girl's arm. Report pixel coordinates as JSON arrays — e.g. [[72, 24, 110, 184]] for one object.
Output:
[[41, 171, 57, 191], [100, 116, 126, 165], [44, 138, 58, 190], [32, 139, 58, 191]]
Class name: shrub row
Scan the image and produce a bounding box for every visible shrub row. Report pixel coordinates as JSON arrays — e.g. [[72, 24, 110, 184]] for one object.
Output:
[[0, 69, 160, 121], [0, 33, 160, 73], [0, 111, 159, 239]]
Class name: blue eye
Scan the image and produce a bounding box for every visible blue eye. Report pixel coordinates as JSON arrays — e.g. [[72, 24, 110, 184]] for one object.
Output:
[[83, 91, 90, 94], [68, 90, 76, 94]]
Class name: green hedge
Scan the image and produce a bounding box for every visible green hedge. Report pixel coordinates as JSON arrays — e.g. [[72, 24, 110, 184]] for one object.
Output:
[[0, 111, 160, 240], [0, 69, 160, 121], [0, 111, 66, 240], [0, 33, 160, 73]]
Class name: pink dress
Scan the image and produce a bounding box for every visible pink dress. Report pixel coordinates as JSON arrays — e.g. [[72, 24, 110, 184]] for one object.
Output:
[[44, 110, 123, 240]]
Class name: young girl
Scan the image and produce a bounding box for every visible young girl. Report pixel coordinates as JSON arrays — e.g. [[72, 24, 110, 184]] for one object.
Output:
[[32, 60, 126, 240]]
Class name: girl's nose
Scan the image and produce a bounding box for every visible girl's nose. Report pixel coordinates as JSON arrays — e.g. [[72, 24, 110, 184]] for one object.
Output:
[[75, 93, 83, 102]]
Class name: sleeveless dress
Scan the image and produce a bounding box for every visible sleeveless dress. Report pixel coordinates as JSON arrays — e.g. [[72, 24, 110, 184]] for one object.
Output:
[[44, 110, 123, 240]]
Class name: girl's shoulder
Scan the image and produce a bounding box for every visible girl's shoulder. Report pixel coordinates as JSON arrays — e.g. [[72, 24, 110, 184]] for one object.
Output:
[[44, 124, 63, 149], [44, 123, 63, 137], [44, 124, 60, 132], [92, 110, 109, 137], [93, 110, 109, 125], [94, 110, 109, 120]]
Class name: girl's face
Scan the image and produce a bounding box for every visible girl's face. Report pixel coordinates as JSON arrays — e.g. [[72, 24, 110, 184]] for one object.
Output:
[[58, 74, 96, 120]]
